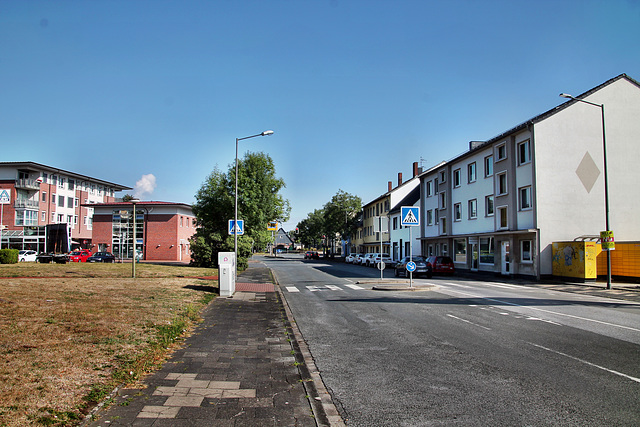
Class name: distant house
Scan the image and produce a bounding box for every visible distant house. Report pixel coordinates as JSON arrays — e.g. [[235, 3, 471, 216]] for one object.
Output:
[[89, 201, 196, 262], [275, 228, 294, 249]]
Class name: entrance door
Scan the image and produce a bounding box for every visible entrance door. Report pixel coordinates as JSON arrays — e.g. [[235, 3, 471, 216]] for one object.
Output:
[[470, 241, 479, 271], [501, 241, 510, 275]]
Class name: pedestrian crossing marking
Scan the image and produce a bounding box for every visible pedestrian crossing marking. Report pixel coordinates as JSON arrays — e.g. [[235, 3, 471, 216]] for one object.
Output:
[[285, 284, 365, 292]]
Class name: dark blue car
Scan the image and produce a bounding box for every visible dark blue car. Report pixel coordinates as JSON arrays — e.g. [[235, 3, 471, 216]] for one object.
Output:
[[87, 252, 116, 263]]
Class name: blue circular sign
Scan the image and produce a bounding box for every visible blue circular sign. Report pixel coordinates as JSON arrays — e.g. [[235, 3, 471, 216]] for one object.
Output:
[[406, 261, 417, 272]]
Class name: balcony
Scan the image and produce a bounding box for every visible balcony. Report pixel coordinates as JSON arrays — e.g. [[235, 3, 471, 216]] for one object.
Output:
[[14, 199, 40, 209], [15, 179, 41, 191]]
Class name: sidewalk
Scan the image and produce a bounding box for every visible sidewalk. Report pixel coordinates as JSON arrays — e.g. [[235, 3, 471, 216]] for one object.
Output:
[[87, 259, 333, 426]]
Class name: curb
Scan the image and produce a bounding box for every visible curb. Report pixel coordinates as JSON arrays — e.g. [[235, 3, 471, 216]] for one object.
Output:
[[272, 271, 346, 427], [372, 284, 438, 291]]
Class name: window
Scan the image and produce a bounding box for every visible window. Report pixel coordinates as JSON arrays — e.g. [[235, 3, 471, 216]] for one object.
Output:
[[519, 186, 532, 210], [521, 240, 533, 262], [480, 237, 494, 264], [74, 198, 79, 207], [439, 170, 446, 182], [518, 140, 531, 165], [468, 162, 477, 183], [440, 192, 446, 209], [67, 197, 74, 208], [497, 172, 508, 195], [426, 180, 433, 197], [52, 194, 56, 204], [486, 195, 494, 216], [498, 206, 508, 229], [67, 215, 73, 224], [435, 209, 439, 224], [496, 143, 507, 161], [484, 155, 493, 177], [392, 217, 398, 230], [52, 175, 57, 186], [427, 209, 433, 226], [58, 196, 65, 207], [453, 169, 461, 187], [428, 244, 434, 256], [51, 212, 56, 222], [68, 179, 75, 190], [454, 203, 462, 221], [15, 210, 38, 226], [57, 214, 64, 223], [468, 199, 477, 219], [440, 217, 447, 235], [58, 177, 65, 189], [454, 239, 467, 263], [42, 192, 47, 202], [41, 211, 46, 221]]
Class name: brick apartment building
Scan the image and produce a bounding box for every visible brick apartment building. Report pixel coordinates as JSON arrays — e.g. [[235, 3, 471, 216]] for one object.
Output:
[[0, 162, 130, 251], [90, 201, 196, 262]]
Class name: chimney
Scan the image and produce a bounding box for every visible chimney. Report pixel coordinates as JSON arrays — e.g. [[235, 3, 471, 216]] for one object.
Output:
[[398, 172, 403, 187], [413, 162, 419, 177], [388, 181, 392, 192]]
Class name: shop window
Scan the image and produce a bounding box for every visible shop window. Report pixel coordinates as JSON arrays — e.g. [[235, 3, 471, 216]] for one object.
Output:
[[454, 239, 466, 263], [480, 237, 495, 264], [521, 240, 532, 262]]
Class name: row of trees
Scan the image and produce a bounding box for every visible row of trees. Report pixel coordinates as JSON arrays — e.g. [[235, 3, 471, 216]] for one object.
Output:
[[295, 190, 362, 251], [189, 152, 290, 270]]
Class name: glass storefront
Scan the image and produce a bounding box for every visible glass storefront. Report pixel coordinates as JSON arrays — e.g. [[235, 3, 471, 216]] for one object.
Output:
[[111, 209, 144, 259]]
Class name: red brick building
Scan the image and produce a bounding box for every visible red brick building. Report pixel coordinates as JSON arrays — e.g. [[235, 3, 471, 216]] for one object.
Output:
[[90, 201, 196, 262]]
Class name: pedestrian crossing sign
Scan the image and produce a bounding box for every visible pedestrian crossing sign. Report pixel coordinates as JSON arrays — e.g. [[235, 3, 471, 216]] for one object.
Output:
[[401, 206, 420, 226], [228, 219, 244, 235]]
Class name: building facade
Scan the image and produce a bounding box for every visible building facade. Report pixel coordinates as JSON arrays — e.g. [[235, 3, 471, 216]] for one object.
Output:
[[419, 74, 640, 279], [90, 201, 196, 262], [0, 162, 130, 251]]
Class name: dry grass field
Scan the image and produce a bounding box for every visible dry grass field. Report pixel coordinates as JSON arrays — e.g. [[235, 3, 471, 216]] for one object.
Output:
[[0, 262, 218, 426]]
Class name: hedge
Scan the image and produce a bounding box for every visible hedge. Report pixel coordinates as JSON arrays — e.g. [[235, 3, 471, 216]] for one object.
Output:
[[0, 248, 19, 264]]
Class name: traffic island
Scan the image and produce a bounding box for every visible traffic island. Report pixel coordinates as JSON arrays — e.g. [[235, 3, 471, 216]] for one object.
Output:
[[371, 283, 437, 292]]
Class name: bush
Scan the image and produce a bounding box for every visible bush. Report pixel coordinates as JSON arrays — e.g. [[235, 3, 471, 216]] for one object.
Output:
[[0, 248, 19, 264]]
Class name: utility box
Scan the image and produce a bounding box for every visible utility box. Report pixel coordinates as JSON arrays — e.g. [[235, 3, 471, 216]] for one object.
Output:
[[218, 252, 236, 297]]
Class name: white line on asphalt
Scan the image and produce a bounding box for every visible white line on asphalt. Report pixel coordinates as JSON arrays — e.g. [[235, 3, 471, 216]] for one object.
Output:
[[527, 342, 640, 384], [306, 286, 321, 292], [345, 284, 364, 290], [285, 286, 299, 293], [446, 314, 492, 330], [325, 285, 342, 291], [445, 288, 640, 333]]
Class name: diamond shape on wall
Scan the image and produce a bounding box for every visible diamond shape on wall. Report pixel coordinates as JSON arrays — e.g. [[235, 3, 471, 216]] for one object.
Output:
[[576, 152, 601, 193]]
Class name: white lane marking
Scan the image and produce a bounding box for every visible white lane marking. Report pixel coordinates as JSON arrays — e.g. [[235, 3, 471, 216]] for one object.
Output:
[[345, 284, 364, 290], [285, 286, 300, 293], [446, 314, 491, 330], [528, 342, 640, 384], [444, 288, 640, 333], [326, 285, 342, 291], [306, 286, 321, 292]]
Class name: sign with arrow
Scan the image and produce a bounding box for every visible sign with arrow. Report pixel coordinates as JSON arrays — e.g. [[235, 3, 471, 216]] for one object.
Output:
[[228, 219, 244, 235]]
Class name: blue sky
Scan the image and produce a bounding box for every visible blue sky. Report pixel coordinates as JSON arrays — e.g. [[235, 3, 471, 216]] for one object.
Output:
[[2, 0, 639, 231]]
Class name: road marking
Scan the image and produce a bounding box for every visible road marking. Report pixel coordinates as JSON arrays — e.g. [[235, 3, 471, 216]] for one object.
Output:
[[528, 342, 640, 384], [345, 284, 364, 290], [446, 314, 491, 330], [326, 285, 342, 291], [445, 288, 640, 333], [285, 286, 299, 293], [306, 286, 321, 292]]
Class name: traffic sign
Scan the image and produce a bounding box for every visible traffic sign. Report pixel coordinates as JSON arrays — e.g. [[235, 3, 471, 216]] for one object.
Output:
[[228, 219, 244, 235], [377, 261, 386, 271], [406, 261, 417, 272], [401, 206, 420, 226], [0, 189, 10, 204], [267, 221, 278, 231]]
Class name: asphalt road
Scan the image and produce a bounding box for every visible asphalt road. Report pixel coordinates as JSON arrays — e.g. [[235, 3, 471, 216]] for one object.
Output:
[[264, 254, 640, 426]]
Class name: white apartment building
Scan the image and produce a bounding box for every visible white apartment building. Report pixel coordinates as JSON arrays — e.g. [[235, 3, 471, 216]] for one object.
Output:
[[419, 73, 640, 278], [0, 162, 131, 251]]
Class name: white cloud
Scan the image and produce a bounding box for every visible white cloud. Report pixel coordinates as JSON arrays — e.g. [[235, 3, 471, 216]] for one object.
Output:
[[134, 174, 157, 199]]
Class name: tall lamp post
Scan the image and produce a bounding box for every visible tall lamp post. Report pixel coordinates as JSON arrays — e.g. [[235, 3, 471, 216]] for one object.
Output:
[[234, 130, 274, 272], [131, 198, 140, 278], [560, 93, 612, 289]]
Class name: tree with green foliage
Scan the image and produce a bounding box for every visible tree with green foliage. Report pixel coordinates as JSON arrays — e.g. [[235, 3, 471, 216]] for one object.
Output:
[[296, 208, 325, 249], [323, 189, 362, 242], [190, 152, 290, 269]]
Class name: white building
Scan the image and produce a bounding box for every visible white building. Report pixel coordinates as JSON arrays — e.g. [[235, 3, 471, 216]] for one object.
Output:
[[419, 73, 640, 278]]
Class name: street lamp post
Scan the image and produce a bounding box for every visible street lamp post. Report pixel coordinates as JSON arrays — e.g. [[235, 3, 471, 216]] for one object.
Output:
[[234, 130, 274, 274], [560, 93, 612, 289], [130, 198, 140, 278]]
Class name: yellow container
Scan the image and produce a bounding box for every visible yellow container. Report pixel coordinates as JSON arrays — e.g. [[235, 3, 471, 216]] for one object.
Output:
[[552, 241, 597, 280]]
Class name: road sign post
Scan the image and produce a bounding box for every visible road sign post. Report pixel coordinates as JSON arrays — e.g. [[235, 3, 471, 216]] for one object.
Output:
[[401, 207, 420, 287]]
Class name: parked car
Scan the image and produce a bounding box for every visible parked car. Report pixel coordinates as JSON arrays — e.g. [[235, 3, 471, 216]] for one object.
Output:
[[87, 252, 116, 263], [372, 253, 394, 268], [352, 254, 365, 265], [363, 253, 377, 267], [18, 250, 38, 262], [345, 253, 361, 263], [69, 249, 92, 262], [36, 253, 69, 264], [426, 256, 455, 275], [304, 251, 319, 260], [395, 256, 432, 278]]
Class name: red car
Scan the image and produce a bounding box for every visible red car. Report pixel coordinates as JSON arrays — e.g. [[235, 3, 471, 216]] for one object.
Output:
[[425, 256, 455, 275], [69, 249, 92, 262]]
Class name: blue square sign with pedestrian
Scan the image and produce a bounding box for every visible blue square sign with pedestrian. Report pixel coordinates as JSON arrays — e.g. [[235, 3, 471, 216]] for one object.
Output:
[[401, 206, 420, 226]]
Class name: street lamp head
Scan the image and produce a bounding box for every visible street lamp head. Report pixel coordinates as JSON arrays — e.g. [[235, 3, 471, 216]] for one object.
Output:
[[261, 130, 274, 136], [130, 198, 140, 204], [559, 93, 574, 99]]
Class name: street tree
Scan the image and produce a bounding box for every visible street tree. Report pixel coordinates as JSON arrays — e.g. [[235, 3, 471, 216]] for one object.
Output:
[[323, 190, 362, 242], [190, 152, 290, 269], [296, 208, 325, 249]]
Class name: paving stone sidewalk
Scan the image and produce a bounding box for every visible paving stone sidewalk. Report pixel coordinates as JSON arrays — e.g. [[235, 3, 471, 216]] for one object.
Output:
[[88, 260, 317, 426]]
